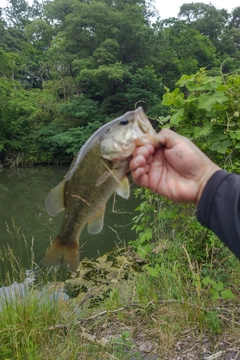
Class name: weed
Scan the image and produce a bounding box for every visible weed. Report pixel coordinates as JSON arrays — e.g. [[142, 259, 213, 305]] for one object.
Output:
[[109, 330, 140, 359], [0, 284, 61, 359], [106, 287, 120, 311], [201, 310, 222, 334]]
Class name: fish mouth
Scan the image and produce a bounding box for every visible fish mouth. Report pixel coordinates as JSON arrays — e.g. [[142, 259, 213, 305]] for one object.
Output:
[[134, 135, 160, 147], [101, 107, 162, 162], [134, 107, 162, 147]]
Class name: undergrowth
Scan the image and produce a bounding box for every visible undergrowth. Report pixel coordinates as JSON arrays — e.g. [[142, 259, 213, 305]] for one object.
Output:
[[0, 191, 240, 359]]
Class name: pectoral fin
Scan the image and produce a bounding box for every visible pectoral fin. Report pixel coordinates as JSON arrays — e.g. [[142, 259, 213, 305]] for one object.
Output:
[[95, 171, 111, 187], [116, 176, 130, 199], [87, 207, 105, 234], [45, 180, 65, 216]]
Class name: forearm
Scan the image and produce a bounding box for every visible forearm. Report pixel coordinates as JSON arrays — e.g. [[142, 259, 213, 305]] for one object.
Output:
[[197, 170, 240, 258]]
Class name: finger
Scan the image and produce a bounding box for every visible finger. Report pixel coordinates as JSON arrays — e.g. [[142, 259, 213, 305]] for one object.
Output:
[[129, 154, 147, 172], [131, 165, 150, 187], [132, 143, 155, 158]]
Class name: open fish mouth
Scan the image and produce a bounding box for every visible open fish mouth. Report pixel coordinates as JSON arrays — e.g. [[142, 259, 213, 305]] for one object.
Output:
[[101, 107, 162, 161], [134, 133, 161, 147], [134, 108, 161, 147]]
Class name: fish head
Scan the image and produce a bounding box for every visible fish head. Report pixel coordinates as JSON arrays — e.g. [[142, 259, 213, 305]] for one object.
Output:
[[100, 107, 161, 161]]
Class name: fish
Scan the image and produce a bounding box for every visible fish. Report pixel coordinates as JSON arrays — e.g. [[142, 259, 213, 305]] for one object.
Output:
[[43, 107, 160, 272]]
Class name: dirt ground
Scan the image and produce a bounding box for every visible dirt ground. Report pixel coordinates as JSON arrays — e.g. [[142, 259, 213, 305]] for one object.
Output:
[[135, 332, 240, 360]]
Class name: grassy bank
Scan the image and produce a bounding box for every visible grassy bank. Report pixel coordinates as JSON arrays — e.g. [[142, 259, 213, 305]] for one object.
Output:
[[0, 192, 240, 359], [0, 248, 240, 359]]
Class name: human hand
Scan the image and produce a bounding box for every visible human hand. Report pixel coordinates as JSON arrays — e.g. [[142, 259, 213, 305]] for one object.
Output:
[[130, 129, 221, 204]]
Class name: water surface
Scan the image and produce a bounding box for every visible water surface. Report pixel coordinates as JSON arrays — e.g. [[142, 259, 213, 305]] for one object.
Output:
[[0, 166, 140, 275]]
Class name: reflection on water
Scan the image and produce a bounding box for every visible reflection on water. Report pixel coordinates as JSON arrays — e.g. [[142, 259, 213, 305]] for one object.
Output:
[[0, 166, 139, 276]]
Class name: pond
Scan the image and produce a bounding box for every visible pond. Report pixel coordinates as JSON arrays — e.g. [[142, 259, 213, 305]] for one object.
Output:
[[0, 166, 140, 279]]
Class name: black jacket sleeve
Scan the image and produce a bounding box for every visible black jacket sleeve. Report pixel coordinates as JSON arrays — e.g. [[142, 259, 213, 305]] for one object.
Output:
[[197, 170, 240, 259]]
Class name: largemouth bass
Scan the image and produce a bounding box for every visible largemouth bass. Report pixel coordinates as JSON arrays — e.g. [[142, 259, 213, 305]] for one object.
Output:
[[43, 107, 160, 272]]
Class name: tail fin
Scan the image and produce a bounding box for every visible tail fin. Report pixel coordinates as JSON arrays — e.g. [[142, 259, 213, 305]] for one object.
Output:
[[42, 238, 79, 272]]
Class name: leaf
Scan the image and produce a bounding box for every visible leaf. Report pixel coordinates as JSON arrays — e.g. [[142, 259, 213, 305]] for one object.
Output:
[[212, 281, 224, 292], [217, 147, 227, 154], [199, 122, 213, 136], [212, 91, 228, 104], [187, 83, 211, 91], [162, 93, 174, 106], [217, 134, 228, 140], [198, 94, 215, 111], [229, 132, 236, 139], [193, 127, 202, 139], [202, 76, 214, 84], [214, 76, 223, 84], [210, 141, 221, 151], [186, 95, 197, 102], [198, 91, 228, 112], [221, 140, 231, 148], [137, 244, 152, 259], [177, 74, 196, 87], [175, 94, 185, 107], [208, 130, 228, 142], [220, 289, 235, 299], [172, 88, 181, 96], [170, 108, 184, 125], [236, 133, 240, 140], [202, 276, 212, 286], [210, 288, 220, 301]]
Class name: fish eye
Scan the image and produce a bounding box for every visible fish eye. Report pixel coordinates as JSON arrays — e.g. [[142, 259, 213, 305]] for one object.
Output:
[[119, 119, 129, 126]]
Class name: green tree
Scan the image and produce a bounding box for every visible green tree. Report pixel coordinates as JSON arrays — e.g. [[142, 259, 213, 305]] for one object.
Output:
[[44, 0, 158, 99], [178, 3, 229, 46], [124, 67, 164, 117]]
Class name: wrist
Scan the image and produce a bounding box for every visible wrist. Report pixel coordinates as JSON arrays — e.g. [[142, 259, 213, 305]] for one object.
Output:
[[196, 163, 221, 204]]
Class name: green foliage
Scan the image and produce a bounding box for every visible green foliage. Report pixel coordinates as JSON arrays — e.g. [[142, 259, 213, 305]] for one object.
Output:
[[111, 330, 140, 359], [201, 276, 235, 302], [78, 62, 132, 106], [162, 68, 240, 169], [202, 310, 222, 333], [59, 94, 102, 127], [168, 27, 218, 73], [131, 187, 237, 307], [39, 120, 102, 162], [0, 0, 240, 164], [128, 186, 240, 339], [176, 210, 224, 263], [130, 188, 163, 259], [124, 66, 164, 117]]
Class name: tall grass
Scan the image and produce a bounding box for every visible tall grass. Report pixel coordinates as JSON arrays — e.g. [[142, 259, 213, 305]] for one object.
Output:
[[0, 285, 61, 359], [0, 220, 71, 359], [0, 219, 35, 286]]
